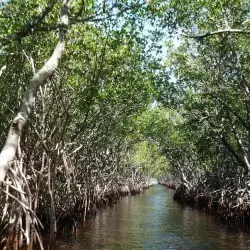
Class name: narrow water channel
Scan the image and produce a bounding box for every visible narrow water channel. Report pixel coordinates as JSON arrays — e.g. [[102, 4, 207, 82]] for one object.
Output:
[[56, 185, 250, 249]]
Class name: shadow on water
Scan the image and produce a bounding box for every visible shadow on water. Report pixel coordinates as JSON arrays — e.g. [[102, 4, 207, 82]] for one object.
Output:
[[54, 185, 250, 249]]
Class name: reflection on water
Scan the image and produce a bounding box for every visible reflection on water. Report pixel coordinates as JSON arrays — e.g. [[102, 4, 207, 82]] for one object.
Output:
[[56, 185, 250, 249]]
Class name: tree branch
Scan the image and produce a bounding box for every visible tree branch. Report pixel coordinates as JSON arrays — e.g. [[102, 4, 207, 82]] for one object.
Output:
[[1, 0, 58, 45], [0, 0, 71, 182], [220, 135, 248, 170], [1, 15, 101, 46], [184, 29, 250, 39], [0, 2, 145, 46]]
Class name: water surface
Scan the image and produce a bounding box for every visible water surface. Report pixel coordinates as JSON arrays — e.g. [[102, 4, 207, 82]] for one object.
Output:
[[56, 185, 250, 249]]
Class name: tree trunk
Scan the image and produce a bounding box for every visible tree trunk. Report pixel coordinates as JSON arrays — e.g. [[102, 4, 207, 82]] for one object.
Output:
[[0, 0, 71, 182]]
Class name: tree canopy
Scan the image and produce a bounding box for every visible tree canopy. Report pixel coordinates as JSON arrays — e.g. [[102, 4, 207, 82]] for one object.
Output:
[[1, 0, 250, 248]]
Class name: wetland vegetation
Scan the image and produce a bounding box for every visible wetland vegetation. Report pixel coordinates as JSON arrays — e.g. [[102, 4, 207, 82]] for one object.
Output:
[[1, 0, 250, 249]]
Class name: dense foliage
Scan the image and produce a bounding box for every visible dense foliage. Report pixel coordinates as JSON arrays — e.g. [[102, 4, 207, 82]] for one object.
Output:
[[0, 1, 168, 249], [155, 0, 250, 227], [2, 0, 250, 248]]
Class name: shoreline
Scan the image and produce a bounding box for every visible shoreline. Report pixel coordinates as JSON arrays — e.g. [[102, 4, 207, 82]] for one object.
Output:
[[159, 181, 250, 230]]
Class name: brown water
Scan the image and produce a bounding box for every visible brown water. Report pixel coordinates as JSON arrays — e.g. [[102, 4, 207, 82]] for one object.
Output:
[[55, 185, 250, 249]]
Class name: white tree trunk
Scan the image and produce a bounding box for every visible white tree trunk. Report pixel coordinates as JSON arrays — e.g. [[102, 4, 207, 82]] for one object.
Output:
[[0, 0, 71, 182]]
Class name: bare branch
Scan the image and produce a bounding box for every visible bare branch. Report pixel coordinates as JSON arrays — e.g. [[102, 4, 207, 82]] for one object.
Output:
[[183, 29, 250, 39]]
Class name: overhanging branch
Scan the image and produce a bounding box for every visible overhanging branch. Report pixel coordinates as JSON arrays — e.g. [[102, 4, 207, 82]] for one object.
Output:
[[184, 29, 250, 39], [0, 2, 145, 46], [1, 0, 58, 45]]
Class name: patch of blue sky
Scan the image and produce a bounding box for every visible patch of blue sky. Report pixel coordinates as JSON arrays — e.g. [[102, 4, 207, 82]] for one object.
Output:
[[0, 0, 9, 9]]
